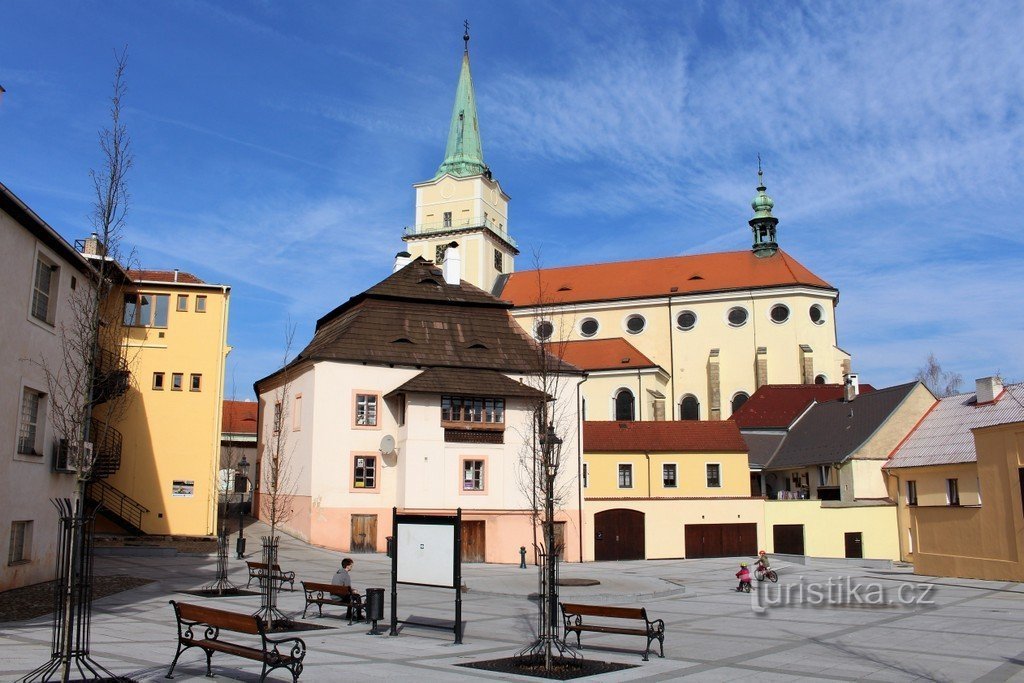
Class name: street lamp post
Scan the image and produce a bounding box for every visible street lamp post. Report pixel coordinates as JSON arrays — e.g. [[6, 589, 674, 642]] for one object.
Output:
[[236, 455, 251, 559], [539, 422, 563, 669]]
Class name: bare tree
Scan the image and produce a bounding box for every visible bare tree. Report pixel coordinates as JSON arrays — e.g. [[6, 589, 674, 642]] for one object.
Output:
[[513, 251, 583, 671], [259, 322, 300, 540], [23, 47, 137, 683], [915, 353, 963, 397]]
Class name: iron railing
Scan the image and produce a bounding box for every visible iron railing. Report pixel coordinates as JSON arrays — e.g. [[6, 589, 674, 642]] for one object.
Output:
[[403, 216, 517, 247], [86, 479, 148, 534]]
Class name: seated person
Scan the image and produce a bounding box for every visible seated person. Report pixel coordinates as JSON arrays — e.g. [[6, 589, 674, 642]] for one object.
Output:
[[331, 558, 362, 619]]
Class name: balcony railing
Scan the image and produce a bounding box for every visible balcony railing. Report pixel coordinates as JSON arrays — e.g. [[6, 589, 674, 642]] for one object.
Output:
[[403, 215, 517, 248]]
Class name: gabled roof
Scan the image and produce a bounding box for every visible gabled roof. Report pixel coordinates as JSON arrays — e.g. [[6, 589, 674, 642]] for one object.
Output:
[[584, 420, 748, 453], [886, 382, 1024, 469], [553, 339, 660, 372], [256, 259, 580, 391], [386, 367, 547, 400], [733, 383, 876, 430], [765, 382, 921, 469], [743, 432, 786, 468], [129, 269, 206, 284], [499, 249, 833, 307], [0, 180, 92, 275], [222, 400, 258, 434]]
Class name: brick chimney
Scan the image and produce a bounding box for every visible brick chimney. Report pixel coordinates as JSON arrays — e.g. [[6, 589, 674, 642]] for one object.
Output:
[[80, 232, 107, 257], [975, 376, 1003, 404], [442, 241, 461, 286], [843, 373, 859, 401]]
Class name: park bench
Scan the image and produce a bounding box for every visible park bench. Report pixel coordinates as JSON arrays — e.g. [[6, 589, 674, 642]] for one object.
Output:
[[166, 600, 306, 682], [560, 602, 665, 661], [300, 581, 364, 623], [246, 561, 296, 591]]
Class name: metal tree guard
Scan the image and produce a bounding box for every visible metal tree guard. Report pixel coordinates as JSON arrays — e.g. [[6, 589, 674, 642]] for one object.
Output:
[[21, 498, 126, 682], [253, 536, 287, 627]]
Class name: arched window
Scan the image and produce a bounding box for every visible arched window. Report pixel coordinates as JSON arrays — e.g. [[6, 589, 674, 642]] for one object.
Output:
[[614, 389, 635, 421], [731, 392, 750, 415], [679, 395, 699, 420], [814, 374, 827, 385]]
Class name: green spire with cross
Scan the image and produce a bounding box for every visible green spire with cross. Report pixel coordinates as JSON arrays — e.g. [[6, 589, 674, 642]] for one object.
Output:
[[434, 23, 490, 180]]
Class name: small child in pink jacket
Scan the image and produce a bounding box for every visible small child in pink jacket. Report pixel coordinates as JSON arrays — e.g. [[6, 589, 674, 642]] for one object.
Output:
[[735, 562, 752, 591]]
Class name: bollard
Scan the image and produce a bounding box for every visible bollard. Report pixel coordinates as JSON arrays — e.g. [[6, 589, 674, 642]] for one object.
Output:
[[519, 546, 527, 569]]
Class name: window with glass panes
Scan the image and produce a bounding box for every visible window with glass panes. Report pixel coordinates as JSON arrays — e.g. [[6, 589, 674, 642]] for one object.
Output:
[[463, 460, 484, 491], [123, 292, 170, 327], [618, 463, 633, 488], [353, 455, 376, 488], [31, 257, 56, 323], [17, 389, 43, 455], [706, 463, 721, 488], [663, 464, 677, 488], [355, 394, 378, 426], [441, 396, 505, 426]]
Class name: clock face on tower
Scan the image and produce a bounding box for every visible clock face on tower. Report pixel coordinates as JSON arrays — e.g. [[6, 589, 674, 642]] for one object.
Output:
[[440, 180, 455, 199], [489, 187, 497, 203]]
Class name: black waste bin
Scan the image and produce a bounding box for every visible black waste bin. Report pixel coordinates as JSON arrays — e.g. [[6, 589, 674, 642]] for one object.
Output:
[[385, 536, 394, 558], [365, 587, 385, 635]]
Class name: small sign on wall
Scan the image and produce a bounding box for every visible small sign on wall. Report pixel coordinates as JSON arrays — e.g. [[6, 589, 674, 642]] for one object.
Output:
[[172, 480, 195, 497]]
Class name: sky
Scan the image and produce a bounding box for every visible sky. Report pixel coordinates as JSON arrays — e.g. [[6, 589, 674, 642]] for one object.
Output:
[[2, 0, 1022, 398]]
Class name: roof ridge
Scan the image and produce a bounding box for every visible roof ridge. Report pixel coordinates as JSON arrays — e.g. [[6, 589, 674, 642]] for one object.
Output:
[[512, 248, 757, 276]]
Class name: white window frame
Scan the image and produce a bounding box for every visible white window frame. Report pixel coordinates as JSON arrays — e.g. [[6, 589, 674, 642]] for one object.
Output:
[[706, 462, 722, 488], [354, 392, 379, 428], [617, 463, 633, 489], [30, 253, 59, 326], [623, 313, 646, 335], [462, 458, 485, 492], [16, 386, 45, 457]]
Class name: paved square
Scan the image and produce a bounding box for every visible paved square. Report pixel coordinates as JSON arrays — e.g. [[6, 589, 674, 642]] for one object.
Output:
[[3, 524, 1024, 682]]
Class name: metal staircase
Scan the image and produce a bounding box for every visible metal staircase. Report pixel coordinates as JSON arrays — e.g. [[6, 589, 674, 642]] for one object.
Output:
[[86, 479, 149, 535], [88, 418, 123, 479]]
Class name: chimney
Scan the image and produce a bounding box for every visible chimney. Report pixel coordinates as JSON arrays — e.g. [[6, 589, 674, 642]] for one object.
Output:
[[393, 251, 412, 273], [843, 372, 859, 402], [173, 268, 180, 283], [442, 241, 461, 286], [80, 232, 107, 257], [975, 376, 1003, 404]]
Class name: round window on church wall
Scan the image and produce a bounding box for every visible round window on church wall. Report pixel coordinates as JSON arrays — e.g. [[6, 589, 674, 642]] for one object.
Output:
[[535, 320, 554, 341], [580, 318, 599, 338], [727, 307, 748, 327], [676, 310, 697, 331], [770, 304, 790, 323], [810, 304, 825, 325], [625, 314, 646, 334]]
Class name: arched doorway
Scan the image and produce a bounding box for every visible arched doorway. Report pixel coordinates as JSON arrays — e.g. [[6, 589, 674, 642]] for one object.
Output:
[[594, 509, 645, 561]]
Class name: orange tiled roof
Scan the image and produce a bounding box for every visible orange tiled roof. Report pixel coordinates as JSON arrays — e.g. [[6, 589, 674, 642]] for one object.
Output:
[[223, 400, 258, 434], [731, 383, 876, 430], [129, 269, 206, 284], [553, 339, 660, 372], [500, 249, 832, 306], [584, 420, 748, 453]]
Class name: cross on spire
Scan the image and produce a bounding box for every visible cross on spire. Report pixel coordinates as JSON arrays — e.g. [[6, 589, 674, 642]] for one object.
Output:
[[463, 20, 470, 53]]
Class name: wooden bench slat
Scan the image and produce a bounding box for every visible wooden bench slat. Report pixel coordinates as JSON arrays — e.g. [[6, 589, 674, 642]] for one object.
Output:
[[177, 603, 261, 634], [561, 603, 646, 620], [574, 625, 648, 636], [560, 601, 665, 662]]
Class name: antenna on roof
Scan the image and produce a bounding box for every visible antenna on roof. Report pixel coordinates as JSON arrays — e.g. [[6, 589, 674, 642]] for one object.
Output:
[[463, 20, 470, 53]]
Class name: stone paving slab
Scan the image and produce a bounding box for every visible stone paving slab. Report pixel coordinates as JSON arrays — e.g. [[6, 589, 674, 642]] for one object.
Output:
[[3, 522, 1024, 681]]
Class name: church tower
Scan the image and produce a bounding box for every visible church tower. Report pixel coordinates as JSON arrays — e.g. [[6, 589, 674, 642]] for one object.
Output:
[[402, 26, 519, 293], [749, 162, 779, 258]]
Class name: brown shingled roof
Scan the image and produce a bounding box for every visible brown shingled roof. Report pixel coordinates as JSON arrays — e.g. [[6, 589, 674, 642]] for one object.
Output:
[[500, 249, 833, 307], [731, 383, 876, 430], [554, 339, 660, 372], [129, 269, 206, 284], [584, 420, 748, 453], [223, 400, 258, 434], [386, 367, 548, 399]]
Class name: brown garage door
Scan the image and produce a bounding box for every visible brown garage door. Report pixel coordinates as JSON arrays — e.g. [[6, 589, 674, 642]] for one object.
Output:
[[684, 523, 757, 558], [594, 509, 645, 561], [773, 524, 805, 555]]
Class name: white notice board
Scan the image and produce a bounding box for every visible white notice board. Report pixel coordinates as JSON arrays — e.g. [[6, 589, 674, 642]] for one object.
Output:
[[396, 522, 456, 588]]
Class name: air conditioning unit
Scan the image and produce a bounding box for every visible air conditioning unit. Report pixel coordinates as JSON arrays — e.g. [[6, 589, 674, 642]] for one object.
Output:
[[53, 440, 93, 474]]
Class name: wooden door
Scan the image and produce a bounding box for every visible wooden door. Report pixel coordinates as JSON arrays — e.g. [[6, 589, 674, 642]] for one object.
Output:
[[685, 523, 757, 558], [845, 532, 863, 559], [350, 514, 377, 553], [594, 509, 645, 561], [773, 524, 805, 555], [461, 521, 486, 563], [553, 521, 566, 558]]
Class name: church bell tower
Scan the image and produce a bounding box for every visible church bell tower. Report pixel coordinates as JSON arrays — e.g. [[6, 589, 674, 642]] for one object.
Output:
[[402, 24, 519, 293], [749, 161, 779, 258]]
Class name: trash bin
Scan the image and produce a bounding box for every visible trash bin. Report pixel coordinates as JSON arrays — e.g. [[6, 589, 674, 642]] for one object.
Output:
[[385, 536, 394, 558], [365, 587, 385, 635]]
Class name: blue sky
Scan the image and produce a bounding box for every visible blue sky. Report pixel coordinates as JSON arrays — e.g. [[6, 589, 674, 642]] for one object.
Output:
[[2, 1, 1022, 397]]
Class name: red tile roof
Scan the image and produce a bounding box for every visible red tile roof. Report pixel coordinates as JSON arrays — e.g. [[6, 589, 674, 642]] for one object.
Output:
[[553, 339, 660, 372], [223, 400, 258, 434], [500, 249, 832, 306], [731, 383, 876, 430], [584, 420, 748, 453], [129, 269, 206, 284]]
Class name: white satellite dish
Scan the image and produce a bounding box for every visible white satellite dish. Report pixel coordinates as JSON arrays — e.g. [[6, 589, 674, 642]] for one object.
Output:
[[380, 434, 396, 456]]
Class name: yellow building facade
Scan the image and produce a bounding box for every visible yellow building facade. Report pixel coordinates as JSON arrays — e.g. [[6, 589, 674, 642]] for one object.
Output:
[[98, 271, 230, 536]]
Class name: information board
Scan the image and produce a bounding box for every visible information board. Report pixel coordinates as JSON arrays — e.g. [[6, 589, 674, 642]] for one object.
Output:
[[396, 522, 456, 588]]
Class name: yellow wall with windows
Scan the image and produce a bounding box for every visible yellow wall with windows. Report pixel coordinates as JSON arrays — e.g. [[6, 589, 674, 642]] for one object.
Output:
[[579, 372, 671, 422], [514, 289, 847, 421], [584, 451, 749, 498], [102, 282, 230, 536], [764, 500, 900, 560]]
